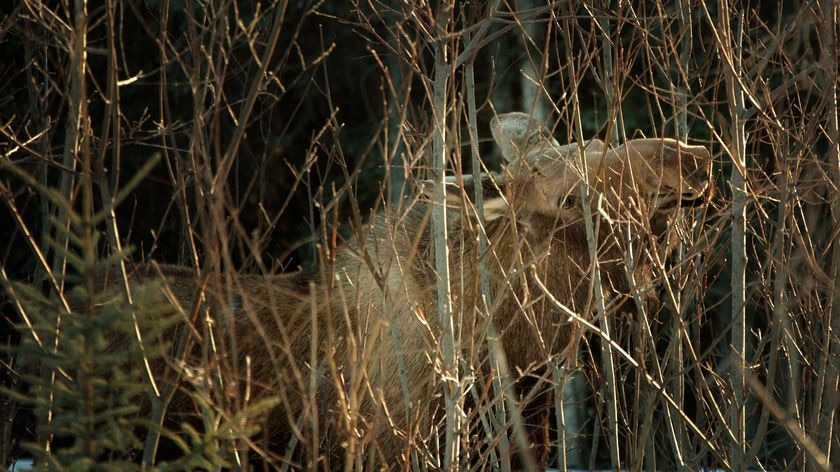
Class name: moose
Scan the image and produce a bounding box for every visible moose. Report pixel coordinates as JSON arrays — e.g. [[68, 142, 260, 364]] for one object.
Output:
[[99, 112, 712, 469]]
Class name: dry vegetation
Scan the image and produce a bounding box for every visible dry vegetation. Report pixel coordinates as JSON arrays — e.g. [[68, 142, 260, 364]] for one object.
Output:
[[0, 0, 837, 471]]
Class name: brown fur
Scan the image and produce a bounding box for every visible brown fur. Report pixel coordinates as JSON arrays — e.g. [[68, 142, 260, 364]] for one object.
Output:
[[100, 112, 712, 469]]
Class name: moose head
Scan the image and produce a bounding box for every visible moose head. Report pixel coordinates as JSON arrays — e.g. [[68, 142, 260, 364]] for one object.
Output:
[[486, 112, 712, 252], [438, 112, 715, 367]]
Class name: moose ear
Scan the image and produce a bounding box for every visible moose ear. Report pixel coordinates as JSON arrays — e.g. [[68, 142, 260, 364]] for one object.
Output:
[[475, 173, 509, 221], [418, 175, 482, 207], [420, 173, 509, 220], [582, 138, 608, 154], [554, 137, 608, 159], [490, 112, 560, 163]]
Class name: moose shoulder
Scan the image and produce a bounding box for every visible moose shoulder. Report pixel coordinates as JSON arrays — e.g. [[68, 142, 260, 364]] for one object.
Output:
[[101, 112, 712, 468]]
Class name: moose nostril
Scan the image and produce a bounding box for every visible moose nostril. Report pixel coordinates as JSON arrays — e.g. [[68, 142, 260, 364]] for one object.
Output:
[[682, 181, 709, 199], [679, 177, 712, 207]]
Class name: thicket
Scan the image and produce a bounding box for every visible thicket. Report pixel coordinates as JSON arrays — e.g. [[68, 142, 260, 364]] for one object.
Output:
[[0, 0, 837, 470]]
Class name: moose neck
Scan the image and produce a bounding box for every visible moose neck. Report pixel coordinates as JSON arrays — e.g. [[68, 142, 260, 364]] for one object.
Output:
[[442, 201, 662, 364]]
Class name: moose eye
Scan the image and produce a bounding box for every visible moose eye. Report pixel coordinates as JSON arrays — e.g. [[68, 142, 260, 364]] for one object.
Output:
[[559, 193, 577, 210]]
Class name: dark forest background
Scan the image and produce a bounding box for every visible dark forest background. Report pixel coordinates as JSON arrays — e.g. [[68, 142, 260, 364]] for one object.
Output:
[[1, 0, 837, 470]]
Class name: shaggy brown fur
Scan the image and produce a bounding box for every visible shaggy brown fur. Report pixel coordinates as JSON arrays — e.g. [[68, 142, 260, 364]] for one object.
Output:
[[98, 112, 712, 469]]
